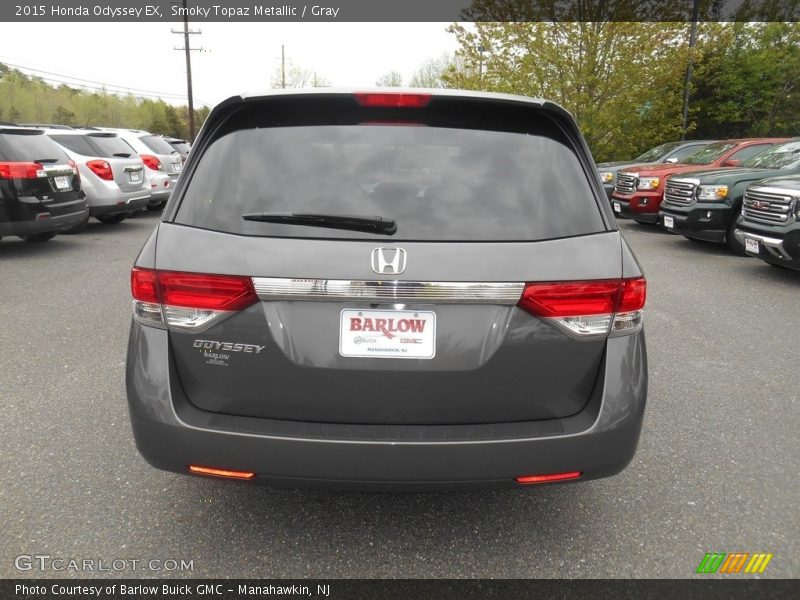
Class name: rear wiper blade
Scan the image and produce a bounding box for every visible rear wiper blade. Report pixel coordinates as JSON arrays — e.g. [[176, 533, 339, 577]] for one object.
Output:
[[242, 212, 397, 235], [113, 152, 132, 158], [33, 158, 58, 164]]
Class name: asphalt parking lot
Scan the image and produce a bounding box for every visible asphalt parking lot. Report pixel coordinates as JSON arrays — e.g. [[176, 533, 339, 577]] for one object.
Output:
[[1, 212, 797, 579]]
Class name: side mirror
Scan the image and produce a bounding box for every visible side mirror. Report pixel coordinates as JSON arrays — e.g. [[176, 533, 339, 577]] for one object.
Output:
[[664, 157, 678, 163], [723, 159, 741, 167]]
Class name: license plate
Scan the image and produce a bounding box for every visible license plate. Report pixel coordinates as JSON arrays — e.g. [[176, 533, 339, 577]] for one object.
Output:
[[129, 170, 142, 182], [663, 215, 674, 229], [54, 175, 70, 190], [745, 237, 759, 254], [339, 309, 436, 359], [613, 202, 621, 213], [173, 163, 182, 173]]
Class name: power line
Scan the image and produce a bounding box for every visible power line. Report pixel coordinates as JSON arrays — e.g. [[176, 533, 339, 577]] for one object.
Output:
[[0, 59, 211, 105], [0, 59, 191, 100]]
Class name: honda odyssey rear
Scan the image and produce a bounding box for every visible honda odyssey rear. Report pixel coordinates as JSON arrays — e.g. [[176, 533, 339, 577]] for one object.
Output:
[[126, 89, 648, 489]]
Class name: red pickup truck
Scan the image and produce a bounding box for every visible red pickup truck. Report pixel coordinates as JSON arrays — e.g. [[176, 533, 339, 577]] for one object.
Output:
[[611, 138, 788, 223]]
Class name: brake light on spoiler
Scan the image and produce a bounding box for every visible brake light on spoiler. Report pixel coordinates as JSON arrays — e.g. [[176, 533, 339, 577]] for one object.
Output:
[[354, 92, 432, 108], [517, 277, 646, 339], [131, 268, 257, 331]]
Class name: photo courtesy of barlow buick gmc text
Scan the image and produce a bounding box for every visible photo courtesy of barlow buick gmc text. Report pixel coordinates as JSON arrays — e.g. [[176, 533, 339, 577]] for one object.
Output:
[[0, 1, 797, 599]]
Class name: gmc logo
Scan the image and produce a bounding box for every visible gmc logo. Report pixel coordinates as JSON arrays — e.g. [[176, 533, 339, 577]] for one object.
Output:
[[350, 317, 425, 339]]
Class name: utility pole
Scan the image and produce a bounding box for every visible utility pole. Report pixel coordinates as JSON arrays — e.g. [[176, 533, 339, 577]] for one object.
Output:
[[171, 0, 202, 140], [281, 45, 286, 89], [681, 0, 700, 140]]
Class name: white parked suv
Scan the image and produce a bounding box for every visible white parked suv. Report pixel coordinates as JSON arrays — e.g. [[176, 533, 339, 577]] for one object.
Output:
[[44, 128, 151, 228], [93, 128, 182, 210]]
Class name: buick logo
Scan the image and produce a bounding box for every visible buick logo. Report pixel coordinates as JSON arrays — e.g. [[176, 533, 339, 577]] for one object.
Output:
[[371, 247, 407, 275]]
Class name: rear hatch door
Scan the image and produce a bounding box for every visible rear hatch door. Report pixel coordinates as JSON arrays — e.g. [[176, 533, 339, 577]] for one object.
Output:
[[86, 132, 147, 192], [156, 92, 619, 425], [0, 128, 82, 214], [138, 134, 182, 177]]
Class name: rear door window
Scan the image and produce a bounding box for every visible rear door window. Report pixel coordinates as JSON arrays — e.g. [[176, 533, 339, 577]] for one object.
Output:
[[87, 134, 138, 158], [48, 134, 97, 157], [175, 123, 606, 242]]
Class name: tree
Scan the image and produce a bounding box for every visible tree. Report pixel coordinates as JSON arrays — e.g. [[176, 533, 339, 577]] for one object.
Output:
[[690, 22, 800, 138], [271, 58, 329, 89], [376, 71, 403, 87], [0, 63, 210, 135], [446, 21, 689, 161], [409, 54, 459, 88]]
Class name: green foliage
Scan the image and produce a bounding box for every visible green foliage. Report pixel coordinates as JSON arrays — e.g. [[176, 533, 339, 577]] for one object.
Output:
[[445, 20, 800, 162], [0, 64, 207, 139], [691, 22, 800, 138]]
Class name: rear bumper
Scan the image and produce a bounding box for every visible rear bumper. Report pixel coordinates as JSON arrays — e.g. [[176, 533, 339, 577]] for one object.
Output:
[[126, 323, 648, 490], [90, 195, 150, 217], [659, 203, 733, 242], [0, 202, 89, 236]]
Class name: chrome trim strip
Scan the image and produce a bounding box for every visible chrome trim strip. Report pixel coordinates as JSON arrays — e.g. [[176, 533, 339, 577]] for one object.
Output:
[[252, 278, 525, 304], [734, 229, 792, 261], [747, 186, 800, 198]]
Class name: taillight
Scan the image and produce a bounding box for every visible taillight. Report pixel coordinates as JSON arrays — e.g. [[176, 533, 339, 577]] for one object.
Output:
[[86, 159, 113, 181], [354, 92, 432, 108], [517, 277, 646, 339], [140, 154, 163, 171], [68, 159, 80, 183], [131, 268, 257, 331], [0, 161, 46, 179]]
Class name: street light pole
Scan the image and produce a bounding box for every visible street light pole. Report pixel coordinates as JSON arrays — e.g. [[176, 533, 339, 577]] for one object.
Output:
[[182, 2, 195, 140], [171, 0, 202, 141], [681, 0, 701, 140]]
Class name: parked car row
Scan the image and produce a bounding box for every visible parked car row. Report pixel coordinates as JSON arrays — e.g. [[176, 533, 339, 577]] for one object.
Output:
[[600, 138, 800, 270], [0, 123, 189, 243]]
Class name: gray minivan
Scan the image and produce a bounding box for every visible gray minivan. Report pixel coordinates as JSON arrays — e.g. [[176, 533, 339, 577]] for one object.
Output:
[[126, 89, 648, 489]]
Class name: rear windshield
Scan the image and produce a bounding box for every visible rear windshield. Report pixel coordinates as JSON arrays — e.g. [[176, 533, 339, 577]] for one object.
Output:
[[743, 140, 800, 169], [169, 141, 190, 154], [87, 134, 137, 158], [49, 134, 97, 157], [174, 123, 605, 242], [0, 130, 71, 163], [635, 142, 682, 162], [682, 142, 736, 165], [140, 134, 177, 155]]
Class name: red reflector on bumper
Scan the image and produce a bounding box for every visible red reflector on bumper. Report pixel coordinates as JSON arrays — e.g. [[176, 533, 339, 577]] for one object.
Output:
[[516, 472, 582, 484], [189, 465, 255, 480]]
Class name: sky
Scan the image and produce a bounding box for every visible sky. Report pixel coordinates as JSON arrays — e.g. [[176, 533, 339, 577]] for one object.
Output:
[[0, 22, 459, 108]]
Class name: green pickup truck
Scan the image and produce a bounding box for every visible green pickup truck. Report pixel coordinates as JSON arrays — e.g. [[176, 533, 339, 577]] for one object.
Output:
[[734, 175, 800, 271], [659, 139, 800, 254]]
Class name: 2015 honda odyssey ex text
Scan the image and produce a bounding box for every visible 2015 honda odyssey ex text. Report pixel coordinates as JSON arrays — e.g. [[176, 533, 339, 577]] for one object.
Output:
[[125, 89, 648, 490]]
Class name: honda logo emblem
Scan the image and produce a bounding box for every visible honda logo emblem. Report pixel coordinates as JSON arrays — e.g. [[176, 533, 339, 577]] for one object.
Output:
[[371, 248, 407, 274]]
